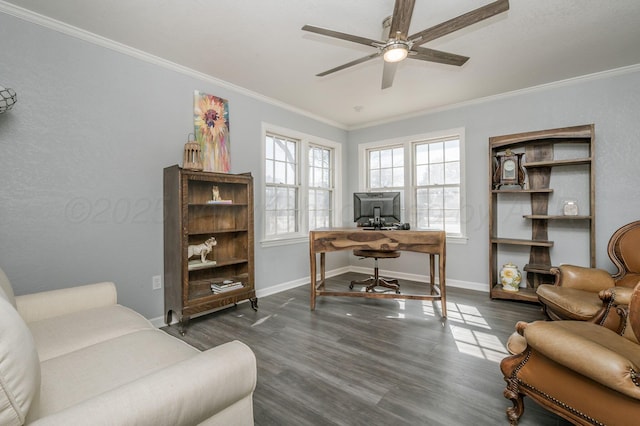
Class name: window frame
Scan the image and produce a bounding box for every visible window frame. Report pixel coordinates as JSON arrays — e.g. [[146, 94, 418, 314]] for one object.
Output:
[[358, 128, 467, 243], [261, 123, 342, 247]]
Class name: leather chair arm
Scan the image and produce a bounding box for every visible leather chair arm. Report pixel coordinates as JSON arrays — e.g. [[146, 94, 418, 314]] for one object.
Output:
[[552, 264, 615, 292], [522, 320, 640, 400], [600, 286, 634, 306]]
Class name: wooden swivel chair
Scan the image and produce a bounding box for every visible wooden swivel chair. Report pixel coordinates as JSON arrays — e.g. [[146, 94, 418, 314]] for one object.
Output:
[[536, 220, 640, 325], [349, 249, 401, 293]]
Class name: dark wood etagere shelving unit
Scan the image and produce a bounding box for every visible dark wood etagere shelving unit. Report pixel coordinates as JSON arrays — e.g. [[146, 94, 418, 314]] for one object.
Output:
[[489, 124, 595, 302], [163, 165, 256, 332]]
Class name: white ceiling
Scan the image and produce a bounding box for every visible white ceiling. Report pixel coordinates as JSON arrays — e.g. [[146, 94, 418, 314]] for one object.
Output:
[[3, 0, 640, 128]]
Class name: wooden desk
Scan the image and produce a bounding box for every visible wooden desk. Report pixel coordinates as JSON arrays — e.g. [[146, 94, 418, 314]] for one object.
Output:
[[309, 228, 447, 317]]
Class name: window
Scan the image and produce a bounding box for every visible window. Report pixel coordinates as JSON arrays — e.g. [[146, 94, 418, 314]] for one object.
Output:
[[263, 124, 341, 246], [364, 145, 405, 219], [265, 133, 299, 237], [414, 138, 461, 234], [359, 129, 465, 240], [308, 144, 334, 230]]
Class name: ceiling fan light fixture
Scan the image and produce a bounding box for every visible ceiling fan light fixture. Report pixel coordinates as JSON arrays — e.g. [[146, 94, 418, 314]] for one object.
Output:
[[382, 41, 409, 63]]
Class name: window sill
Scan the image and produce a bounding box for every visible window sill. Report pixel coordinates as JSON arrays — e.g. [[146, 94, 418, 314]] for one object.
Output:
[[260, 235, 309, 248]]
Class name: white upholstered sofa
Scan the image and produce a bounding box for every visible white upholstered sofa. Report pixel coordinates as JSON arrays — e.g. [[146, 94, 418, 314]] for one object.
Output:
[[0, 267, 257, 426]]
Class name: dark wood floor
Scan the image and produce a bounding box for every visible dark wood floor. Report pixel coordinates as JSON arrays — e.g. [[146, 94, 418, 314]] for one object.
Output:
[[162, 272, 573, 426]]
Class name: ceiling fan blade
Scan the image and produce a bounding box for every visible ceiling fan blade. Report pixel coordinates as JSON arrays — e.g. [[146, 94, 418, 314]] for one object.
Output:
[[410, 46, 469, 66], [316, 52, 381, 77], [409, 0, 509, 47], [388, 0, 416, 40], [302, 25, 383, 48], [381, 61, 399, 90]]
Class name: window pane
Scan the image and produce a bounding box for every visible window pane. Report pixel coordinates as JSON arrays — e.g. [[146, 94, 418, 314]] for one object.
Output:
[[265, 211, 276, 235], [445, 139, 459, 161], [393, 147, 404, 167], [429, 210, 444, 229], [265, 186, 276, 209], [416, 165, 428, 186], [444, 161, 460, 184], [275, 161, 286, 184], [287, 188, 297, 209], [380, 150, 392, 168], [380, 168, 393, 188], [274, 138, 286, 161], [444, 187, 460, 209], [265, 136, 274, 158], [416, 144, 428, 164], [429, 163, 444, 185], [429, 142, 444, 163], [369, 150, 380, 169], [286, 162, 296, 185], [370, 169, 381, 188], [287, 141, 296, 160], [393, 167, 404, 187], [428, 188, 443, 209], [265, 159, 274, 184], [416, 188, 428, 206]]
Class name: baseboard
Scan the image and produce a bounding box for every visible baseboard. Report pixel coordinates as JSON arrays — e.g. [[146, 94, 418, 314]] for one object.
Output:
[[149, 265, 486, 327]]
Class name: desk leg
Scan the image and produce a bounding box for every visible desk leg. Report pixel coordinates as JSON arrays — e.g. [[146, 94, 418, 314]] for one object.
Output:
[[310, 251, 317, 311], [439, 253, 447, 318], [320, 252, 325, 288], [429, 254, 435, 295]]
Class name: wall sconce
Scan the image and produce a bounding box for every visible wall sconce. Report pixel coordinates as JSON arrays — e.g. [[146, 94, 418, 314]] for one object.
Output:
[[0, 85, 17, 114]]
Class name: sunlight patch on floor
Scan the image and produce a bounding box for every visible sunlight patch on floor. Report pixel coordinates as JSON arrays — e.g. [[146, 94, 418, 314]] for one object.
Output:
[[447, 302, 509, 362]]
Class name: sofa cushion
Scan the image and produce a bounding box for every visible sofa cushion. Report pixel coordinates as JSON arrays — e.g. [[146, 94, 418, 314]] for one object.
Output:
[[0, 298, 40, 426], [27, 304, 155, 362], [33, 329, 198, 420], [0, 267, 16, 307]]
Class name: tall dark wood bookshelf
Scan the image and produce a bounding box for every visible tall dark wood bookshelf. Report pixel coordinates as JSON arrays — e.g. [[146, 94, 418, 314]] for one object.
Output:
[[489, 124, 595, 302], [163, 165, 256, 332]]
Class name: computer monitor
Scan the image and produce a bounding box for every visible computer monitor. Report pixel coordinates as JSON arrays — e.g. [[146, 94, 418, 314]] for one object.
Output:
[[353, 192, 401, 228]]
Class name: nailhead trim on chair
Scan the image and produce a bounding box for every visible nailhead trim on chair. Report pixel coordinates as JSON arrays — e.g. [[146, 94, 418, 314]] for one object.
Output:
[[631, 369, 640, 387], [598, 288, 615, 326], [517, 380, 604, 426], [510, 349, 604, 425]]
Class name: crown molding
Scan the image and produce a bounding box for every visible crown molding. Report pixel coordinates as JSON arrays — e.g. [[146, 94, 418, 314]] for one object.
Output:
[[349, 63, 640, 130], [0, 1, 347, 130]]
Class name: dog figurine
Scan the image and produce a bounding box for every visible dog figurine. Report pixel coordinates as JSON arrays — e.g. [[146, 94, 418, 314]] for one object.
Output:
[[188, 237, 217, 263]]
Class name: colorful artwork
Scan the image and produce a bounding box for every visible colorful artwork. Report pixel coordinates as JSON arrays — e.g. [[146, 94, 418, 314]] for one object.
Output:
[[194, 91, 230, 172]]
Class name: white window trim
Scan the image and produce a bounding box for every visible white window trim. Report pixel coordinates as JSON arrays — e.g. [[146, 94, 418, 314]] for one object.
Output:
[[357, 128, 468, 244], [261, 122, 342, 248]]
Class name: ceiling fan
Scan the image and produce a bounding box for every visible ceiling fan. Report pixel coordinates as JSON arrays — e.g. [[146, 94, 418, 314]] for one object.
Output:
[[302, 0, 509, 89]]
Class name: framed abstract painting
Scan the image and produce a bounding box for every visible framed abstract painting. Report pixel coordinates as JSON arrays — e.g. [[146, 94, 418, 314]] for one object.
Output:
[[194, 91, 230, 172]]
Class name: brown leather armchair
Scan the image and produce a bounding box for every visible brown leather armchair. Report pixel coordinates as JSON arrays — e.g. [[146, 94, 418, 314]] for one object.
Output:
[[501, 281, 640, 425], [536, 220, 640, 325]]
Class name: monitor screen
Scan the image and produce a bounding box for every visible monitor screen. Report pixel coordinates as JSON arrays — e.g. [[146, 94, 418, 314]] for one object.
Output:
[[353, 192, 401, 227]]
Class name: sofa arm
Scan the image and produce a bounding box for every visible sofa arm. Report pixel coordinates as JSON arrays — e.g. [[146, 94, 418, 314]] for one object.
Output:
[[522, 321, 640, 401], [29, 340, 257, 426], [16, 282, 117, 324], [552, 264, 615, 292], [600, 286, 634, 306]]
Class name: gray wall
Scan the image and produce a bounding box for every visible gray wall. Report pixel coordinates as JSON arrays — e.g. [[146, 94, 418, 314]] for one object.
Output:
[[0, 12, 347, 319], [2, 10, 639, 320], [347, 69, 640, 284]]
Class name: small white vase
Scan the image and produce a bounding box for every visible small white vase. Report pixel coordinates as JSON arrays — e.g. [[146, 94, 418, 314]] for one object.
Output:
[[500, 263, 522, 292]]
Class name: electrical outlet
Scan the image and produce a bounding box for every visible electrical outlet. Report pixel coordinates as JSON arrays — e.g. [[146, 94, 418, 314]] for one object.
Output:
[[152, 275, 162, 290]]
